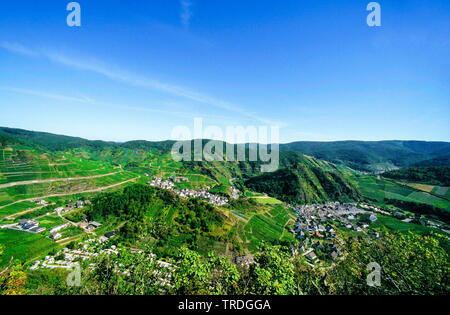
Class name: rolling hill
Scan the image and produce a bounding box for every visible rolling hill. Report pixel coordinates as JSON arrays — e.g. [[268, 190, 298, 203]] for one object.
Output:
[[280, 140, 450, 172]]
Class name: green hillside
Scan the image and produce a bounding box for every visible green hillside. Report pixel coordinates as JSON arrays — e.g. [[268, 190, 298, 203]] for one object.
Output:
[[244, 161, 360, 204], [412, 155, 450, 167], [280, 140, 450, 172], [382, 167, 450, 187], [1, 127, 449, 269]]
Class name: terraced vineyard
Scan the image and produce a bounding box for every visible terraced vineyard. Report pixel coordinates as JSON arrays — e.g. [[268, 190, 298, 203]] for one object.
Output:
[[0, 147, 118, 184], [350, 175, 450, 210], [0, 146, 141, 221]]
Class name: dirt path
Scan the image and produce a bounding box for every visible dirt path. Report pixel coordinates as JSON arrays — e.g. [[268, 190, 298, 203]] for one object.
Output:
[[0, 176, 140, 210], [5, 203, 56, 220], [0, 171, 122, 189]]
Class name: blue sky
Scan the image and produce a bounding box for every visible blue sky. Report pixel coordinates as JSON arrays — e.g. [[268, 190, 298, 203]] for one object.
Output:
[[0, 0, 449, 143]]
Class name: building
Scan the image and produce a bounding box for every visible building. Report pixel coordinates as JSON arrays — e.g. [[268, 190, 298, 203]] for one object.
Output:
[[50, 223, 70, 234], [18, 220, 46, 233], [49, 233, 62, 240], [35, 199, 47, 205], [304, 251, 318, 262], [86, 222, 102, 231], [104, 231, 117, 239], [233, 255, 255, 267], [54, 207, 64, 213], [76, 201, 84, 208]]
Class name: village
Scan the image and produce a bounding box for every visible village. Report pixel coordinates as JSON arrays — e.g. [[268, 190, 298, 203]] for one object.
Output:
[[290, 202, 383, 265], [30, 234, 177, 289], [149, 176, 232, 206], [0, 198, 103, 241]]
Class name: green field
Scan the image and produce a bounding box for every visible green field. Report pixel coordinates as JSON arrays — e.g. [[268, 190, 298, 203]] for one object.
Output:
[[351, 175, 450, 210], [370, 215, 445, 236], [0, 229, 57, 267], [36, 214, 66, 229], [251, 196, 284, 205], [0, 201, 39, 218], [243, 205, 295, 251], [0, 147, 118, 185]]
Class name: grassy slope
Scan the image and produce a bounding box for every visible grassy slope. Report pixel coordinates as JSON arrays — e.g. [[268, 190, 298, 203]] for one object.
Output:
[[348, 174, 450, 210]]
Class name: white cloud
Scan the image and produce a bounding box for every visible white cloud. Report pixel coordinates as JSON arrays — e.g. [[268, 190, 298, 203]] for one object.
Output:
[[0, 43, 285, 127], [180, 0, 193, 27], [0, 42, 38, 57], [0, 86, 193, 117], [42, 50, 280, 125], [0, 87, 91, 104]]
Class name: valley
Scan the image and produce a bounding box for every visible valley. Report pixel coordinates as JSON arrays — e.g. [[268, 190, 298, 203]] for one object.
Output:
[[0, 127, 449, 295]]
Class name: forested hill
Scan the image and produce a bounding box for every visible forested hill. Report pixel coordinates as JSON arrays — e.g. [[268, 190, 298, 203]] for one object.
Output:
[[382, 167, 450, 187], [2, 127, 450, 173], [280, 140, 450, 172], [244, 166, 360, 204], [412, 155, 450, 168]]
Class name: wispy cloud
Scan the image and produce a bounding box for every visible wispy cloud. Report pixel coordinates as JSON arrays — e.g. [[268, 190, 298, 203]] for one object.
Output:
[[0, 42, 284, 126], [0, 86, 194, 117], [180, 1, 193, 28], [0, 42, 38, 57], [0, 87, 92, 104]]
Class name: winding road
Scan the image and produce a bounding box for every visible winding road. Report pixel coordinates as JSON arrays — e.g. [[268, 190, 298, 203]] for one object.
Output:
[[0, 171, 122, 189]]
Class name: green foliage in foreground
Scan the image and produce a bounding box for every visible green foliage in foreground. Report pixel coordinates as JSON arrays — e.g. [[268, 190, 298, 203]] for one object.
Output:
[[38, 231, 450, 296]]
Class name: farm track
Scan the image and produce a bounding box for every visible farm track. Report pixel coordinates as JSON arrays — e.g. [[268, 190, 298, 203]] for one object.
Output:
[[5, 203, 56, 220], [0, 175, 140, 210], [0, 171, 122, 189]]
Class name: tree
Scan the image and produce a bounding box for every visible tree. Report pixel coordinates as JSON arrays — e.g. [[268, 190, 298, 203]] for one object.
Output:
[[247, 244, 297, 295], [0, 246, 28, 295], [71, 245, 162, 295], [317, 231, 450, 295], [171, 248, 240, 295]]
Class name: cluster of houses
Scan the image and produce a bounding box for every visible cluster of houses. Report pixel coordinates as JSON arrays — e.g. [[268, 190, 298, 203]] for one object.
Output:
[[231, 187, 240, 200], [149, 176, 229, 206], [149, 176, 175, 190], [48, 223, 70, 240], [292, 202, 382, 264], [30, 235, 176, 289], [54, 200, 91, 215], [30, 235, 119, 271], [233, 255, 255, 267], [174, 188, 229, 206], [359, 203, 391, 216], [295, 202, 378, 235], [174, 176, 189, 183]]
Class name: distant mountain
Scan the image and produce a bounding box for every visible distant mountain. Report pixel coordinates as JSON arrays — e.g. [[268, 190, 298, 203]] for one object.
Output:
[[280, 140, 450, 172], [2, 126, 449, 173], [0, 126, 362, 204]]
